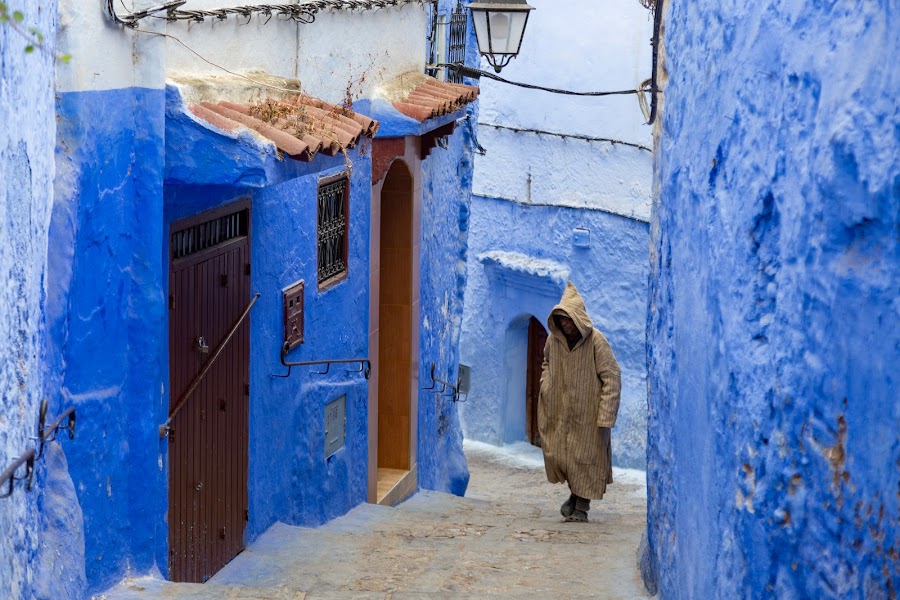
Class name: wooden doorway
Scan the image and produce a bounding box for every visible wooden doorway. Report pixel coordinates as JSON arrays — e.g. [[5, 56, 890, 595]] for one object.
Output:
[[168, 201, 251, 582], [526, 316, 548, 448], [376, 161, 413, 501]]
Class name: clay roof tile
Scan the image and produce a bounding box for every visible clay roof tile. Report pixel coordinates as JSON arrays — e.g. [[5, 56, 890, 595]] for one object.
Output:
[[391, 77, 480, 122], [200, 102, 313, 160], [188, 94, 379, 162]]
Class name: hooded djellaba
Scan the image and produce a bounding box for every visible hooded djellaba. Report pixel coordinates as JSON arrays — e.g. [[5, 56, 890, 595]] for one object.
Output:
[[539, 282, 621, 522]]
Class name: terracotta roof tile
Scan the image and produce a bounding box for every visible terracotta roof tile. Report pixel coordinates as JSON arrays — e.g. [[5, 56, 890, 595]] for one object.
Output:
[[391, 77, 479, 122], [187, 95, 379, 162]]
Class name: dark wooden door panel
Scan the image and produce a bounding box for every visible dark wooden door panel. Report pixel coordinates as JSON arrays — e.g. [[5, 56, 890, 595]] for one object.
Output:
[[526, 317, 547, 448], [169, 206, 250, 583]]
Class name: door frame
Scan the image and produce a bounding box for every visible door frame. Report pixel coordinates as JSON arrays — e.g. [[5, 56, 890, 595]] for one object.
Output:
[[368, 139, 422, 504]]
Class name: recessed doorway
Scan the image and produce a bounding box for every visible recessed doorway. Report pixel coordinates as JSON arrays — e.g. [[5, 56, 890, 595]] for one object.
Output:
[[376, 160, 414, 503]]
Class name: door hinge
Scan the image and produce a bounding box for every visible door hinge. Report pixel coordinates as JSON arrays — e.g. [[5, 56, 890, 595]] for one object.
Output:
[[219, 527, 226, 540], [169, 295, 175, 310], [168, 428, 175, 443], [245, 509, 249, 522], [245, 263, 251, 276], [244, 383, 250, 396]]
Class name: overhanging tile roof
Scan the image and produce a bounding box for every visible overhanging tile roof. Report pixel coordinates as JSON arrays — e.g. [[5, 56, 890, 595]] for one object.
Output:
[[188, 95, 379, 162], [379, 73, 479, 122], [393, 80, 479, 121]]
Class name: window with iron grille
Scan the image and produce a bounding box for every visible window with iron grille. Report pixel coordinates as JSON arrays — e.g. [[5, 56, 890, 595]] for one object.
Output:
[[448, 2, 468, 84], [317, 174, 350, 287]]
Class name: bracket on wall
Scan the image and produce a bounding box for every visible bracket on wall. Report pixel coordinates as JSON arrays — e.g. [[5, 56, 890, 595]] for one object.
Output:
[[0, 399, 77, 499], [274, 342, 371, 380], [422, 362, 468, 403], [35, 399, 77, 460], [421, 122, 456, 159]]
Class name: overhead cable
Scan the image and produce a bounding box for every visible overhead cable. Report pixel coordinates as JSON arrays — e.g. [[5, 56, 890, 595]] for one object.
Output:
[[107, 0, 436, 27], [438, 63, 650, 98]]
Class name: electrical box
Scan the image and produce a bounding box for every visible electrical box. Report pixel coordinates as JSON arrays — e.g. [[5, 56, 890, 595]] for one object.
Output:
[[282, 280, 305, 351], [573, 227, 591, 249], [324, 395, 347, 458]]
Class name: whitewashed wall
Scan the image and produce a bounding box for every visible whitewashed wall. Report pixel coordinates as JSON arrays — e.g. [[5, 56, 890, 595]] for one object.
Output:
[[472, 0, 653, 220], [56, 0, 166, 92], [164, 1, 429, 103], [57, 1, 428, 103]]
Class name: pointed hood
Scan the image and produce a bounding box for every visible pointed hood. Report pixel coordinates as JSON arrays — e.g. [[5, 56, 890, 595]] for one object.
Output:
[[547, 282, 594, 348]]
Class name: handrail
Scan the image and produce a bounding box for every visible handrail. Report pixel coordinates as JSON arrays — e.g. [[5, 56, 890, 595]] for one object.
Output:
[[160, 292, 260, 438], [274, 341, 371, 380], [422, 362, 464, 403]]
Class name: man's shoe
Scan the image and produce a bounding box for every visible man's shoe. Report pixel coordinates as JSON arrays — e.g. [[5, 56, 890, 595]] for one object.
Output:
[[564, 509, 589, 523], [560, 494, 576, 518]]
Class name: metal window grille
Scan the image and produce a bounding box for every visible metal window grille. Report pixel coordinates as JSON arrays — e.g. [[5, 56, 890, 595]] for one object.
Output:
[[171, 209, 248, 260], [448, 2, 468, 84], [317, 176, 349, 285]]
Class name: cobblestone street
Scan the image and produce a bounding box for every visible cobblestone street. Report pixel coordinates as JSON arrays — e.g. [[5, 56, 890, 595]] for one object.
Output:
[[98, 443, 649, 599]]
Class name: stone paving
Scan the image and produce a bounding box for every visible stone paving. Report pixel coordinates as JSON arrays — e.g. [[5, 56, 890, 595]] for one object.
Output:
[[97, 443, 649, 599]]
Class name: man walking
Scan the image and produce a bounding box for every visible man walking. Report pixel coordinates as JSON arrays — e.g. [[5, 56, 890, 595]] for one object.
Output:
[[539, 282, 621, 523]]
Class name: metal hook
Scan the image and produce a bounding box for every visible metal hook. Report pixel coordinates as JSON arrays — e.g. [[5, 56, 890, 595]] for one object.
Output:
[[422, 363, 438, 391], [21, 454, 35, 492], [314, 362, 331, 375], [276, 342, 371, 380], [0, 449, 36, 499], [0, 476, 13, 499], [34, 399, 48, 459]]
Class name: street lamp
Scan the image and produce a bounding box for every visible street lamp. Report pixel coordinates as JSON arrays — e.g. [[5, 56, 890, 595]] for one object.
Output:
[[467, 0, 535, 73]]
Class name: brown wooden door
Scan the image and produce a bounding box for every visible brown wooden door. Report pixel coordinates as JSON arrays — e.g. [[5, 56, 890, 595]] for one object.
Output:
[[168, 203, 250, 582], [526, 316, 548, 448]]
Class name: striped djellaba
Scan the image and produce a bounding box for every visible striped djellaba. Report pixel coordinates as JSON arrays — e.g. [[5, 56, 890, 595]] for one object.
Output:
[[539, 282, 622, 500]]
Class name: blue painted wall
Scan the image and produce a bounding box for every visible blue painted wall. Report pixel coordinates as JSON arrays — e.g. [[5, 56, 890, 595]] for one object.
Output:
[[50, 87, 167, 595], [647, 1, 899, 597], [164, 146, 374, 543], [48, 83, 476, 594], [460, 197, 649, 468], [415, 118, 476, 496], [51, 82, 376, 593], [0, 2, 85, 599]]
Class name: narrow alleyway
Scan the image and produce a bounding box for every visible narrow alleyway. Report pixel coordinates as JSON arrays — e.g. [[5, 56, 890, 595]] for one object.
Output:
[[98, 443, 649, 599]]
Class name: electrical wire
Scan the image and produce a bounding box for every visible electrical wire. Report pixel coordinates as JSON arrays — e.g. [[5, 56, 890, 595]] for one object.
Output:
[[438, 63, 650, 98], [480, 122, 652, 152]]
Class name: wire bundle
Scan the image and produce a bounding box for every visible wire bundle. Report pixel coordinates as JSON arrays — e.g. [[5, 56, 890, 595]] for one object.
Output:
[[108, 0, 437, 27]]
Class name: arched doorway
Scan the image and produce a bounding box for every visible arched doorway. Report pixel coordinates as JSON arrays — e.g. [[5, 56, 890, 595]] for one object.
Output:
[[525, 316, 548, 447], [376, 160, 414, 500]]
